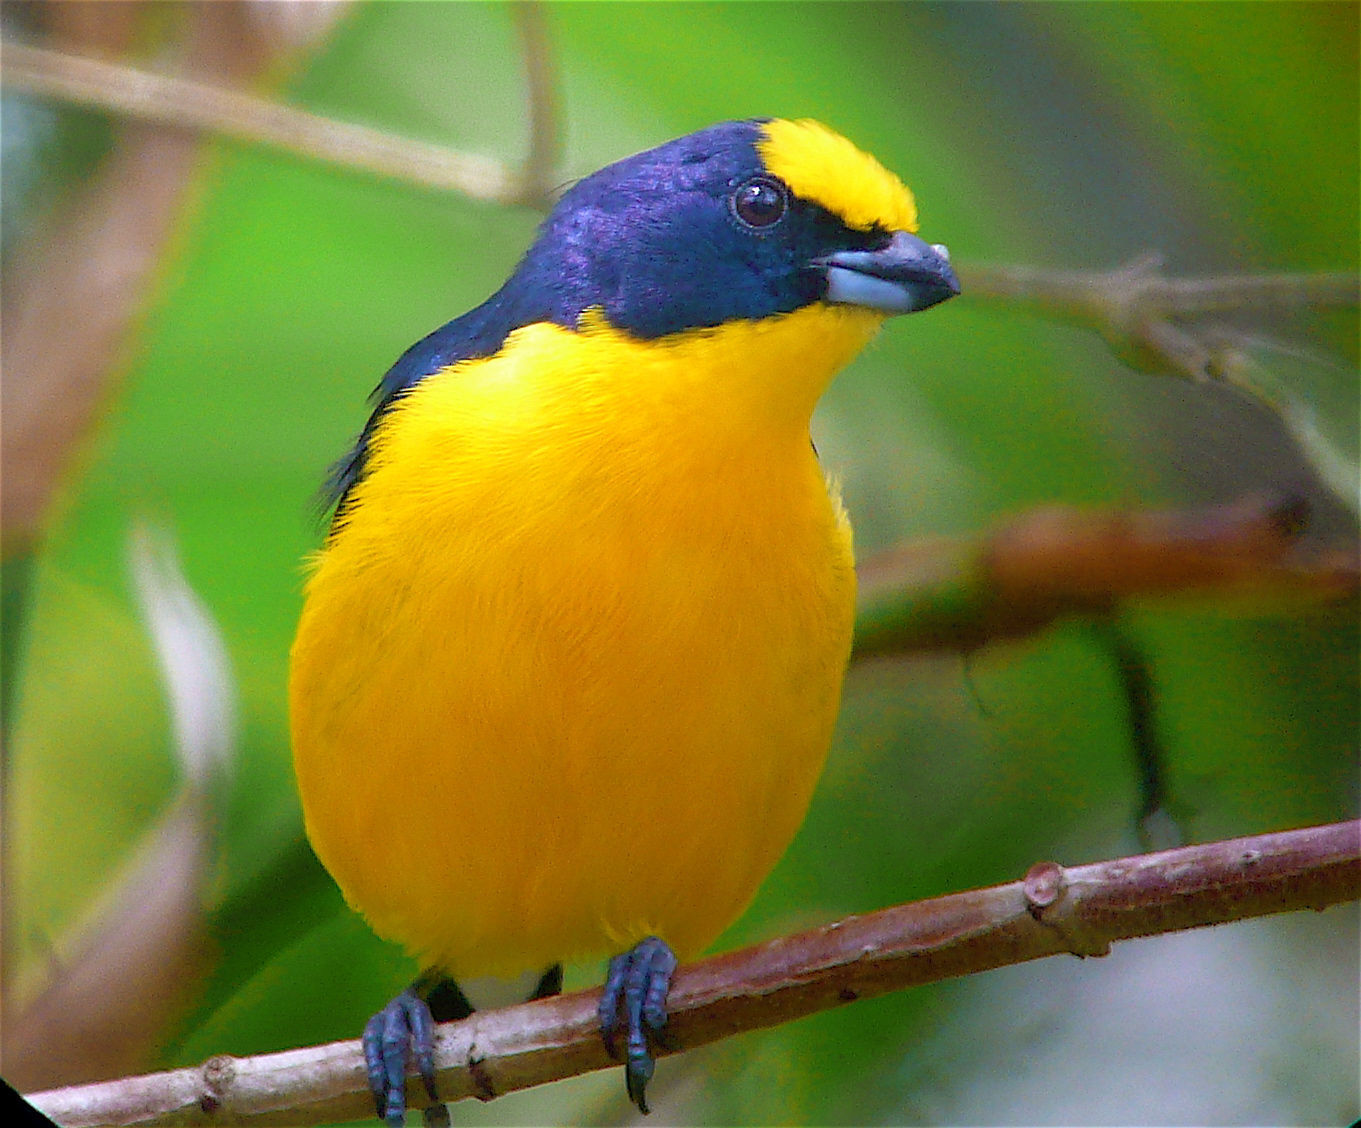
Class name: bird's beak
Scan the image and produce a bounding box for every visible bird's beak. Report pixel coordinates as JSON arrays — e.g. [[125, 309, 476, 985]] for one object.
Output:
[[819, 231, 961, 314]]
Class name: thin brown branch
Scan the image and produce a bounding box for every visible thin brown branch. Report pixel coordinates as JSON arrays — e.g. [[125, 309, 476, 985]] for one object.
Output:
[[1, 2, 338, 552], [964, 256, 1359, 318], [959, 259, 1359, 510], [27, 820, 1360, 1128], [0, 40, 551, 207], [960, 255, 1359, 383], [513, 2, 563, 205], [853, 496, 1359, 659]]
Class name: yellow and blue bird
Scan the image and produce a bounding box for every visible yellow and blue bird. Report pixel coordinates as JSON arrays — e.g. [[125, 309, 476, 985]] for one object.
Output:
[[290, 117, 958, 1123]]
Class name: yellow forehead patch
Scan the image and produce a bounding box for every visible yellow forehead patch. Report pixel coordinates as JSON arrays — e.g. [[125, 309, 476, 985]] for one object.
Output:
[[757, 118, 918, 234]]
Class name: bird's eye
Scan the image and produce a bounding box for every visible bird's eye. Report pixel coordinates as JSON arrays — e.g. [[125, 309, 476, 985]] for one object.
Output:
[[731, 177, 788, 229]]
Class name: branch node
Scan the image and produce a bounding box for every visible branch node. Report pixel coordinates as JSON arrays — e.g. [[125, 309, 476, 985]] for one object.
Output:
[[1022, 861, 1111, 958], [1022, 861, 1066, 912], [199, 1054, 235, 1114]]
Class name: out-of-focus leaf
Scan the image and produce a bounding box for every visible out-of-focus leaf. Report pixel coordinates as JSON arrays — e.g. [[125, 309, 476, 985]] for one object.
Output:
[[3, 526, 234, 1090]]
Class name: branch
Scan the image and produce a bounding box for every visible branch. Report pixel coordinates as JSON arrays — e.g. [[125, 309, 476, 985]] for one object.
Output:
[[961, 254, 1359, 382], [512, 3, 564, 206], [962, 258, 1361, 510], [963, 255, 1359, 319], [27, 820, 1360, 1128], [853, 495, 1359, 659], [0, 37, 554, 208]]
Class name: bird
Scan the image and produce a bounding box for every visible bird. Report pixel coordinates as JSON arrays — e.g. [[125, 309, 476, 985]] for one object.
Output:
[[289, 116, 958, 1125]]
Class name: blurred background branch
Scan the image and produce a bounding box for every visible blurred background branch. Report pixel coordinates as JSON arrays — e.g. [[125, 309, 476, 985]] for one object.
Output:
[[962, 257, 1360, 507], [853, 493, 1357, 659], [0, 5, 347, 558], [0, 8, 562, 207], [962, 255, 1358, 389]]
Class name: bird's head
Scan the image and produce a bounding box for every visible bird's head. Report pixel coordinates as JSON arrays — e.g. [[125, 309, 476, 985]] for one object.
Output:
[[505, 117, 959, 339]]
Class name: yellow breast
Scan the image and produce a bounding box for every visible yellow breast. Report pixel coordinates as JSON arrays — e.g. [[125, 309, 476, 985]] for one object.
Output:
[[289, 303, 881, 977]]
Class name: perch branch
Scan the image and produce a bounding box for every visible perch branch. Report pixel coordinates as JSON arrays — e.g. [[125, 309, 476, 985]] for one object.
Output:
[[27, 819, 1360, 1128]]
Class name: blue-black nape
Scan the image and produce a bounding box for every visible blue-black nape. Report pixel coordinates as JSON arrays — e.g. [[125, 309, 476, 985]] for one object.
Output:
[[326, 119, 889, 516]]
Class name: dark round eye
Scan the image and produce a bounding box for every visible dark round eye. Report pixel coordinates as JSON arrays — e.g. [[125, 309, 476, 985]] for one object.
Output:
[[732, 177, 788, 228]]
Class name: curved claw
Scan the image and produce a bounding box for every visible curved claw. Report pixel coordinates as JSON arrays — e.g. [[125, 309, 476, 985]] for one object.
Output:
[[362, 988, 439, 1127], [598, 936, 678, 1114]]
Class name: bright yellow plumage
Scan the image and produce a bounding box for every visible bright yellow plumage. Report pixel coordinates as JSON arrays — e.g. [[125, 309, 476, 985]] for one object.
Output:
[[291, 304, 878, 976]]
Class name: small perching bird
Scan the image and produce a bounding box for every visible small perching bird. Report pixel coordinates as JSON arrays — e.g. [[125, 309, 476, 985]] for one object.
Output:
[[289, 117, 959, 1124]]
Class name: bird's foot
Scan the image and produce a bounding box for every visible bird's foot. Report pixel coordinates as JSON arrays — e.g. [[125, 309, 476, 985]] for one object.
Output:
[[598, 936, 678, 1114], [362, 987, 440, 1127]]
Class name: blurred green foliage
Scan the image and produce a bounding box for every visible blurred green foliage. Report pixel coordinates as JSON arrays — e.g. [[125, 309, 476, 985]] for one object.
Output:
[[5, 2, 1357, 1124]]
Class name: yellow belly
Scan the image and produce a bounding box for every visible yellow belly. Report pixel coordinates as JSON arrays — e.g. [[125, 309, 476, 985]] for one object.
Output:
[[290, 309, 872, 978]]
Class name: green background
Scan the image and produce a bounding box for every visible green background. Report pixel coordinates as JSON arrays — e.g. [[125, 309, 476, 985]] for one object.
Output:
[[6, 3, 1357, 1124]]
